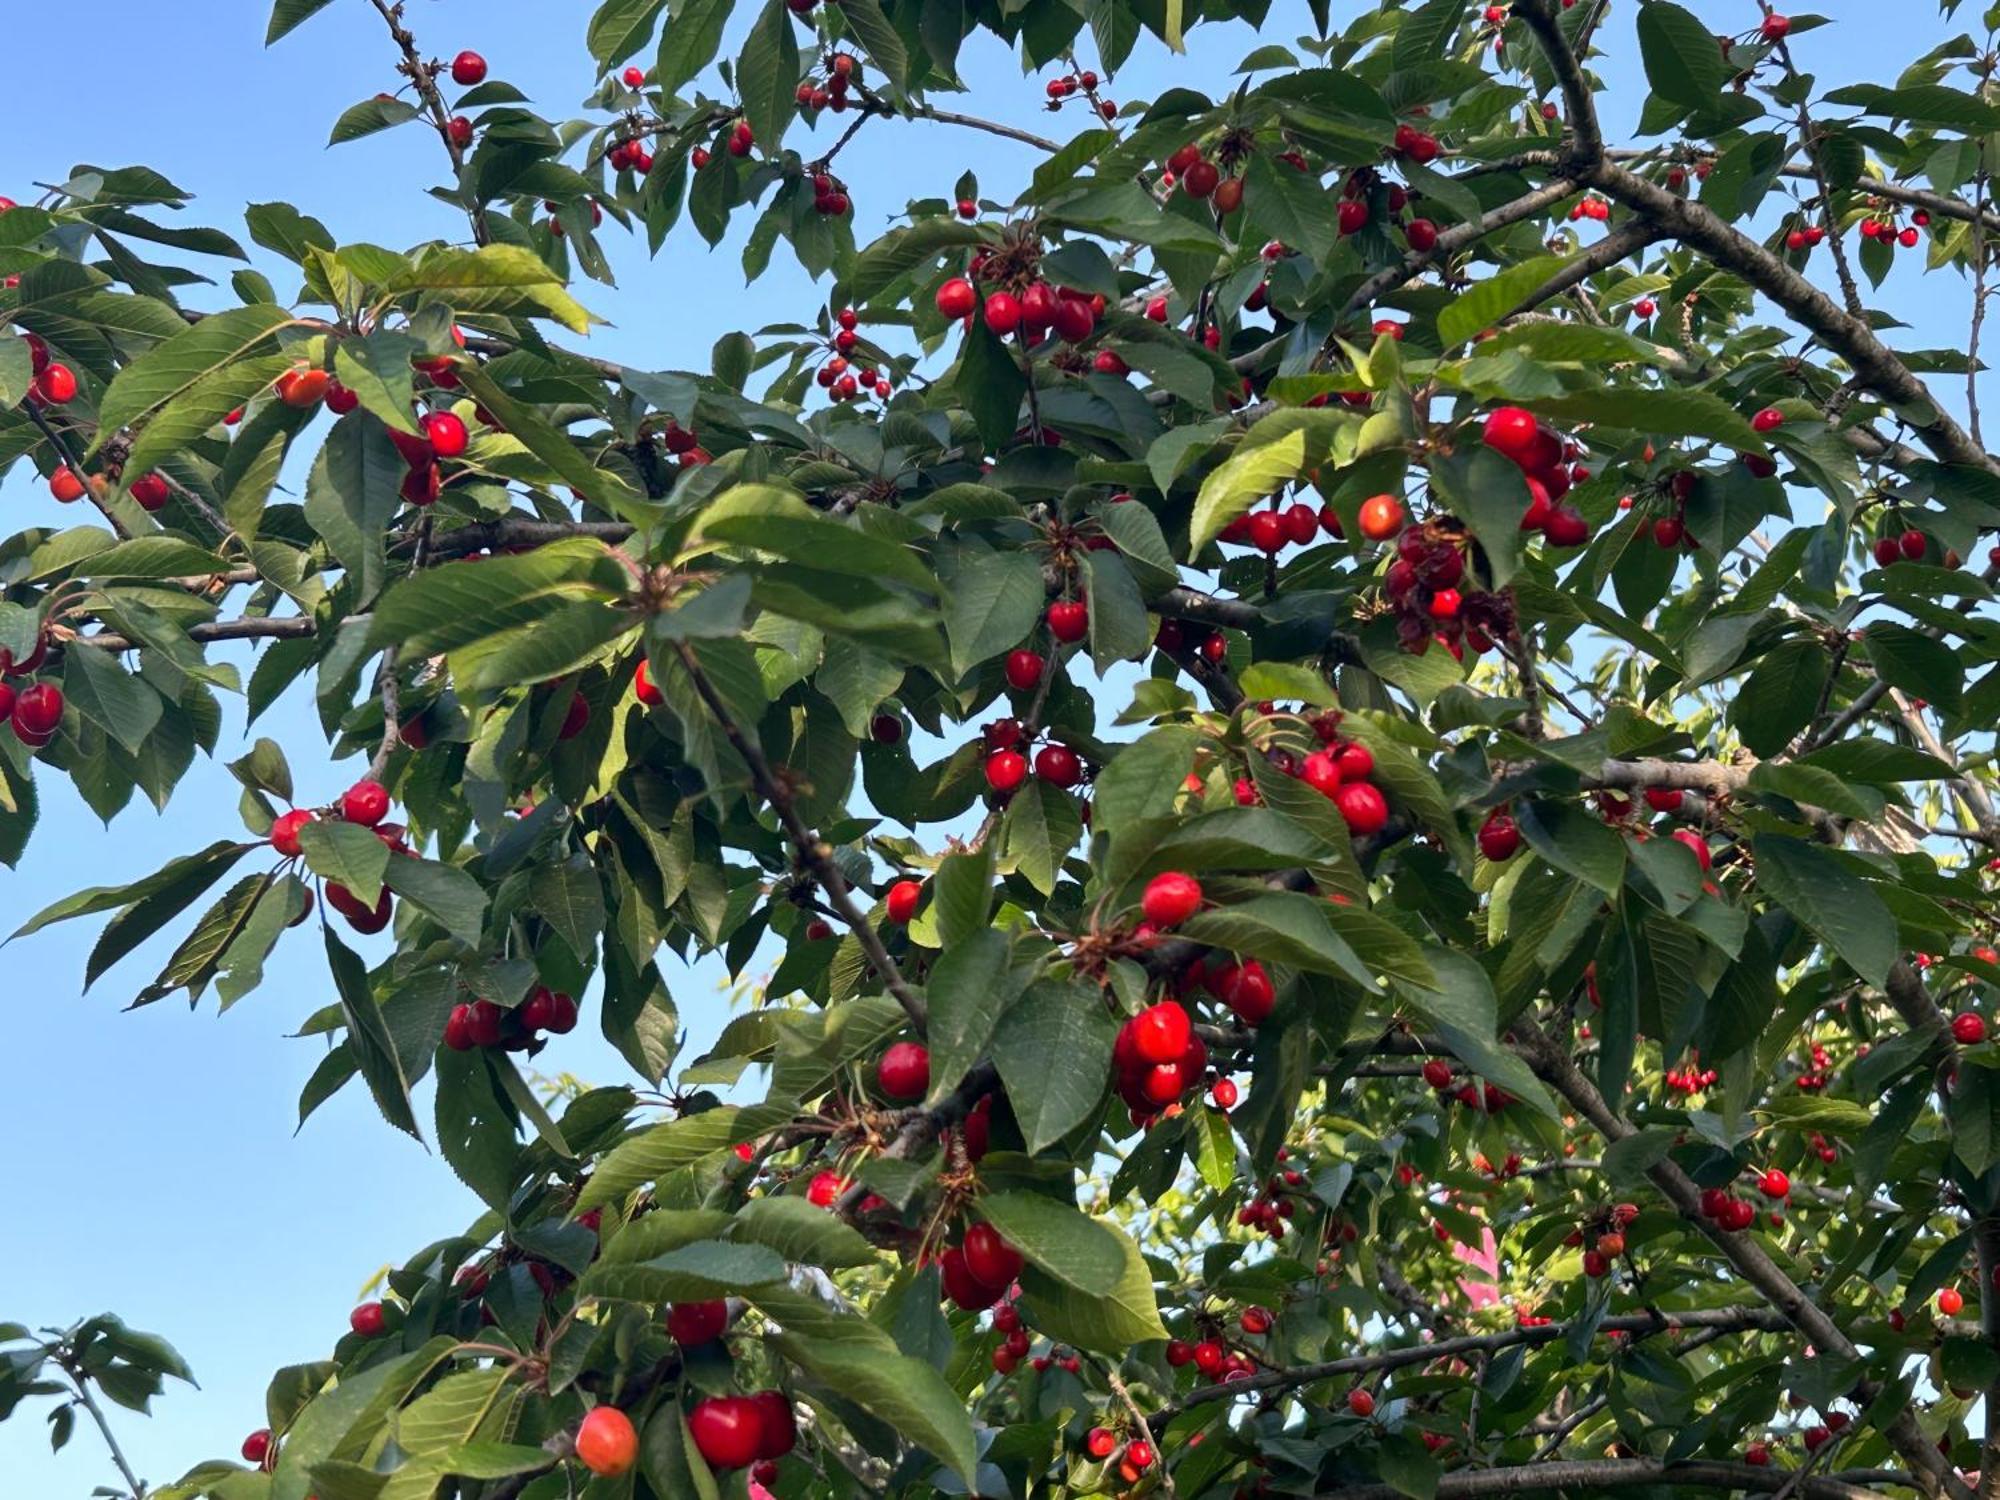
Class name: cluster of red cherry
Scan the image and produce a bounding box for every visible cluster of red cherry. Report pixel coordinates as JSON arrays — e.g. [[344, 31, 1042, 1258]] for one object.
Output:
[[1383, 520, 1516, 660], [13, 328, 77, 407], [811, 306, 892, 403], [1478, 405, 1595, 547], [1791, 1041, 1835, 1091], [935, 268, 1102, 345], [1857, 208, 1927, 249], [266, 777, 410, 933], [1165, 1333, 1261, 1382], [1697, 1185, 1761, 1232], [1043, 64, 1116, 119], [1111, 999, 1209, 1120], [0, 635, 62, 748], [1663, 1059, 1720, 1095], [443, 985, 579, 1051], [1235, 1166, 1308, 1237], [938, 1222, 1025, 1313], [1336, 164, 1422, 239], [1564, 194, 1612, 223], [1251, 712, 1393, 836], [794, 49, 862, 118], [1217, 494, 1342, 554]]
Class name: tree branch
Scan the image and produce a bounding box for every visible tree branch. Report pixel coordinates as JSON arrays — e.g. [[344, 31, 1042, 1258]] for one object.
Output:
[[1320, 1459, 1911, 1500]]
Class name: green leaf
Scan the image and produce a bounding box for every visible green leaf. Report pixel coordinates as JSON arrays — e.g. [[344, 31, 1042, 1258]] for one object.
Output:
[[1636, 0, 1735, 109], [588, 0, 666, 68], [266, 0, 337, 44], [1399, 948, 1560, 1120], [1244, 150, 1338, 263], [298, 820, 391, 907], [1179, 891, 1379, 990], [329, 95, 421, 145], [62, 647, 162, 756], [1752, 835, 1895, 988], [94, 303, 296, 458], [577, 1106, 753, 1211], [530, 860, 605, 963], [838, 0, 911, 89], [382, 856, 487, 946], [976, 1191, 1129, 1296], [1081, 549, 1150, 672], [1516, 388, 1766, 452], [1745, 763, 1885, 822], [704, 513, 939, 596], [990, 979, 1115, 1153], [10, 840, 250, 941], [454, 364, 649, 524], [332, 331, 421, 435], [1016, 1213, 1167, 1353], [81, 538, 234, 579], [658, 0, 730, 94], [1517, 799, 1627, 896], [1003, 778, 1082, 896], [732, 1196, 879, 1268], [304, 412, 404, 607], [368, 538, 631, 656], [770, 1331, 977, 1483], [945, 549, 1043, 679], [1430, 443, 1529, 587], [736, 0, 799, 162], [1092, 726, 1196, 836], [1436, 256, 1565, 347], [325, 928, 422, 1141], [956, 317, 1026, 450], [1866, 623, 1963, 711], [925, 928, 1018, 1102]]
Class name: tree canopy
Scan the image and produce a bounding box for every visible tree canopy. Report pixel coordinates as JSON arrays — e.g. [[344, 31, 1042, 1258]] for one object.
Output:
[[4, 1, 2000, 1498]]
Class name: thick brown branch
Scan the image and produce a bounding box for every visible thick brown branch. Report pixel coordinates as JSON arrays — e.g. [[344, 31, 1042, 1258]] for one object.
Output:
[[1322, 1459, 1910, 1500]]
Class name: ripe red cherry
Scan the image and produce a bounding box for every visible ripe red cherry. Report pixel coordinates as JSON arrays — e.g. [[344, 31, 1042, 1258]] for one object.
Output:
[[1034, 744, 1083, 787], [869, 711, 902, 743], [1051, 296, 1096, 343], [1477, 810, 1520, 862], [1719, 1196, 1756, 1231], [1750, 406, 1784, 433], [667, 1299, 728, 1345], [1347, 1389, 1376, 1418], [985, 749, 1028, 792], [1405, 218, 1438, 252], [1899, 528, 1927, 560], [1141, 871, 1202, 927], [635, 659, 663, 707], [1086, 1427, 1118, 1460], [241, 1429, 272, 1465], [1542, 505, 1590, 547], [806, 1171, 844, 1207], [884, 879, 922, 924], [937, 277, 976, 319], [1247, 511, 1287, 553], [49, 467, 85, 503], [575, 1405, 639, 1477], [450, 50, 488, 86], [350, 1302, 387, 1337], [1210, 1077, 1239, 1108], [276, 368, 329, 408], [1872, 536, 1901, 567], [1357, 494, 1404, 541], [1132, 1001, 1192, 1064], [689, 1396, 764, 1470], [1337, 200, 1367, 235], [443, 1004, 475, 1051], [1333, 781, 1389, 837], [1422, 1058, 1453, 1089], [129, 472, 171, 511], [749, 1390, 796, 1460], [1427, 588, 1462, 620], [940, 1246, 1006, 1310], [877, 1040, 930, 1099], [423, 411, 469, 457], [1047, 600, 1088, 642], [1332, 743, 1373, 782], [1215, 959, 1275, 1024], [963, 1223, 1024, 1289], [1760, 12, 1790, 40], [270, 807, 316, 857], [1182, 160, 1220, 198], [1758, 1169, 1790, 1200], [341, 779, 390, 827], [446, 115, 475, 148], [1644, 786, 1683, 813], [1953, 1012, 1988, 1045], [984, 292, 1022, 334], [1004, 649, 1044, 690], [35, 363, 77, 403], [1482, 407, 1540, 461], [1940, 1286, 1966, 1316]]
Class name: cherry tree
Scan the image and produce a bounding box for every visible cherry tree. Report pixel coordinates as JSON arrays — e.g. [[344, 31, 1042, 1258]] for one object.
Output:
[[3, 0, 1999, 1497]]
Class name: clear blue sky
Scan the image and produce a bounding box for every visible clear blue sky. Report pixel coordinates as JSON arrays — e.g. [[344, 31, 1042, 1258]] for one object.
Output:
[[0, 0, 1976, 1492]]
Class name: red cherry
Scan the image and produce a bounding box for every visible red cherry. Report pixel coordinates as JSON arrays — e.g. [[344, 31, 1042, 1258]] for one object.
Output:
[[270, 808, 316, 857], [1477, 810, 1520, 862], [34, 363, 78, 403], [1899, 528, 1928, 560], [1347, 1389, 1376, 1418], [1357, 494, 1404, 541], [806, 1171, 845, 1207], [241, 1429, 272, 1465], [1034, 744, 1083, 788], [450, 50, 488, 85], [1953, 1012, 1988, 1046], [575, 1406, 639, 1477], [1047, 600, 1088, 642], [423, 410, 469, 457], [1406, 218, 1438, 252], [666, 1300, 729, 1345], [1141, 871, 1202, 927], [49, 467, 86, 503], [1760, 13, 1790, 40], [1758, 1169, 1790, 1200], [1750, 406, 1784, 433], [341, 779, 390, 827], [1004, 649, 1044, 690], [985, 749, 1028, 793], [129, 472, 171, 511], [276, 367, 329, 409], [937, 277, 977, 319], [1215, 959, 1275, 1024], [1671, 828, 1712, 871], [984, 292, 1022, 334], [443, 1005, 476, 1051], [559, 690, 590, 740], [885, 879, 923, 924], [748, 1390, 796, 1460], [1210, 1077, 1239, 1108], [635, 658, 664, 707], [963, 1223, 1024, 1290], [1337, 200, 1368, 235], [1247, 511, 1287, 553], [1872, 536, 1902, 567], [689, 1396, 764, 1470], [1482, 407, 1540, 461], [1422, 1058, 1454, 1089], [1333, 781, 1389, 837], [1542, 506, 1591, 547], [941, 1246, 1005, 1310], [1939, 1286, 1966, 1316], [1131, 1001, 1193, 1064], [350, 1302, 387, 1338], [877, 1040, 930, 1099]]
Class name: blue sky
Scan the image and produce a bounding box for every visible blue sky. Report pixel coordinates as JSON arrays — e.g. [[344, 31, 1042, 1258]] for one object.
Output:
[[0, 0, 1982, 1491]]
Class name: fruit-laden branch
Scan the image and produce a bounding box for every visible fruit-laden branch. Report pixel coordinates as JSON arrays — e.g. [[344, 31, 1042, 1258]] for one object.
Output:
[[1319, 1459, 1912, 1500], [1509, 1017, 1969, 1500], [833, 1061, 998, 1217], [669, 642, 929, 1034], [366, 0, 490, 245], [1776, 165, 2000, 238], [1154, 1306, 1789, 1420]]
